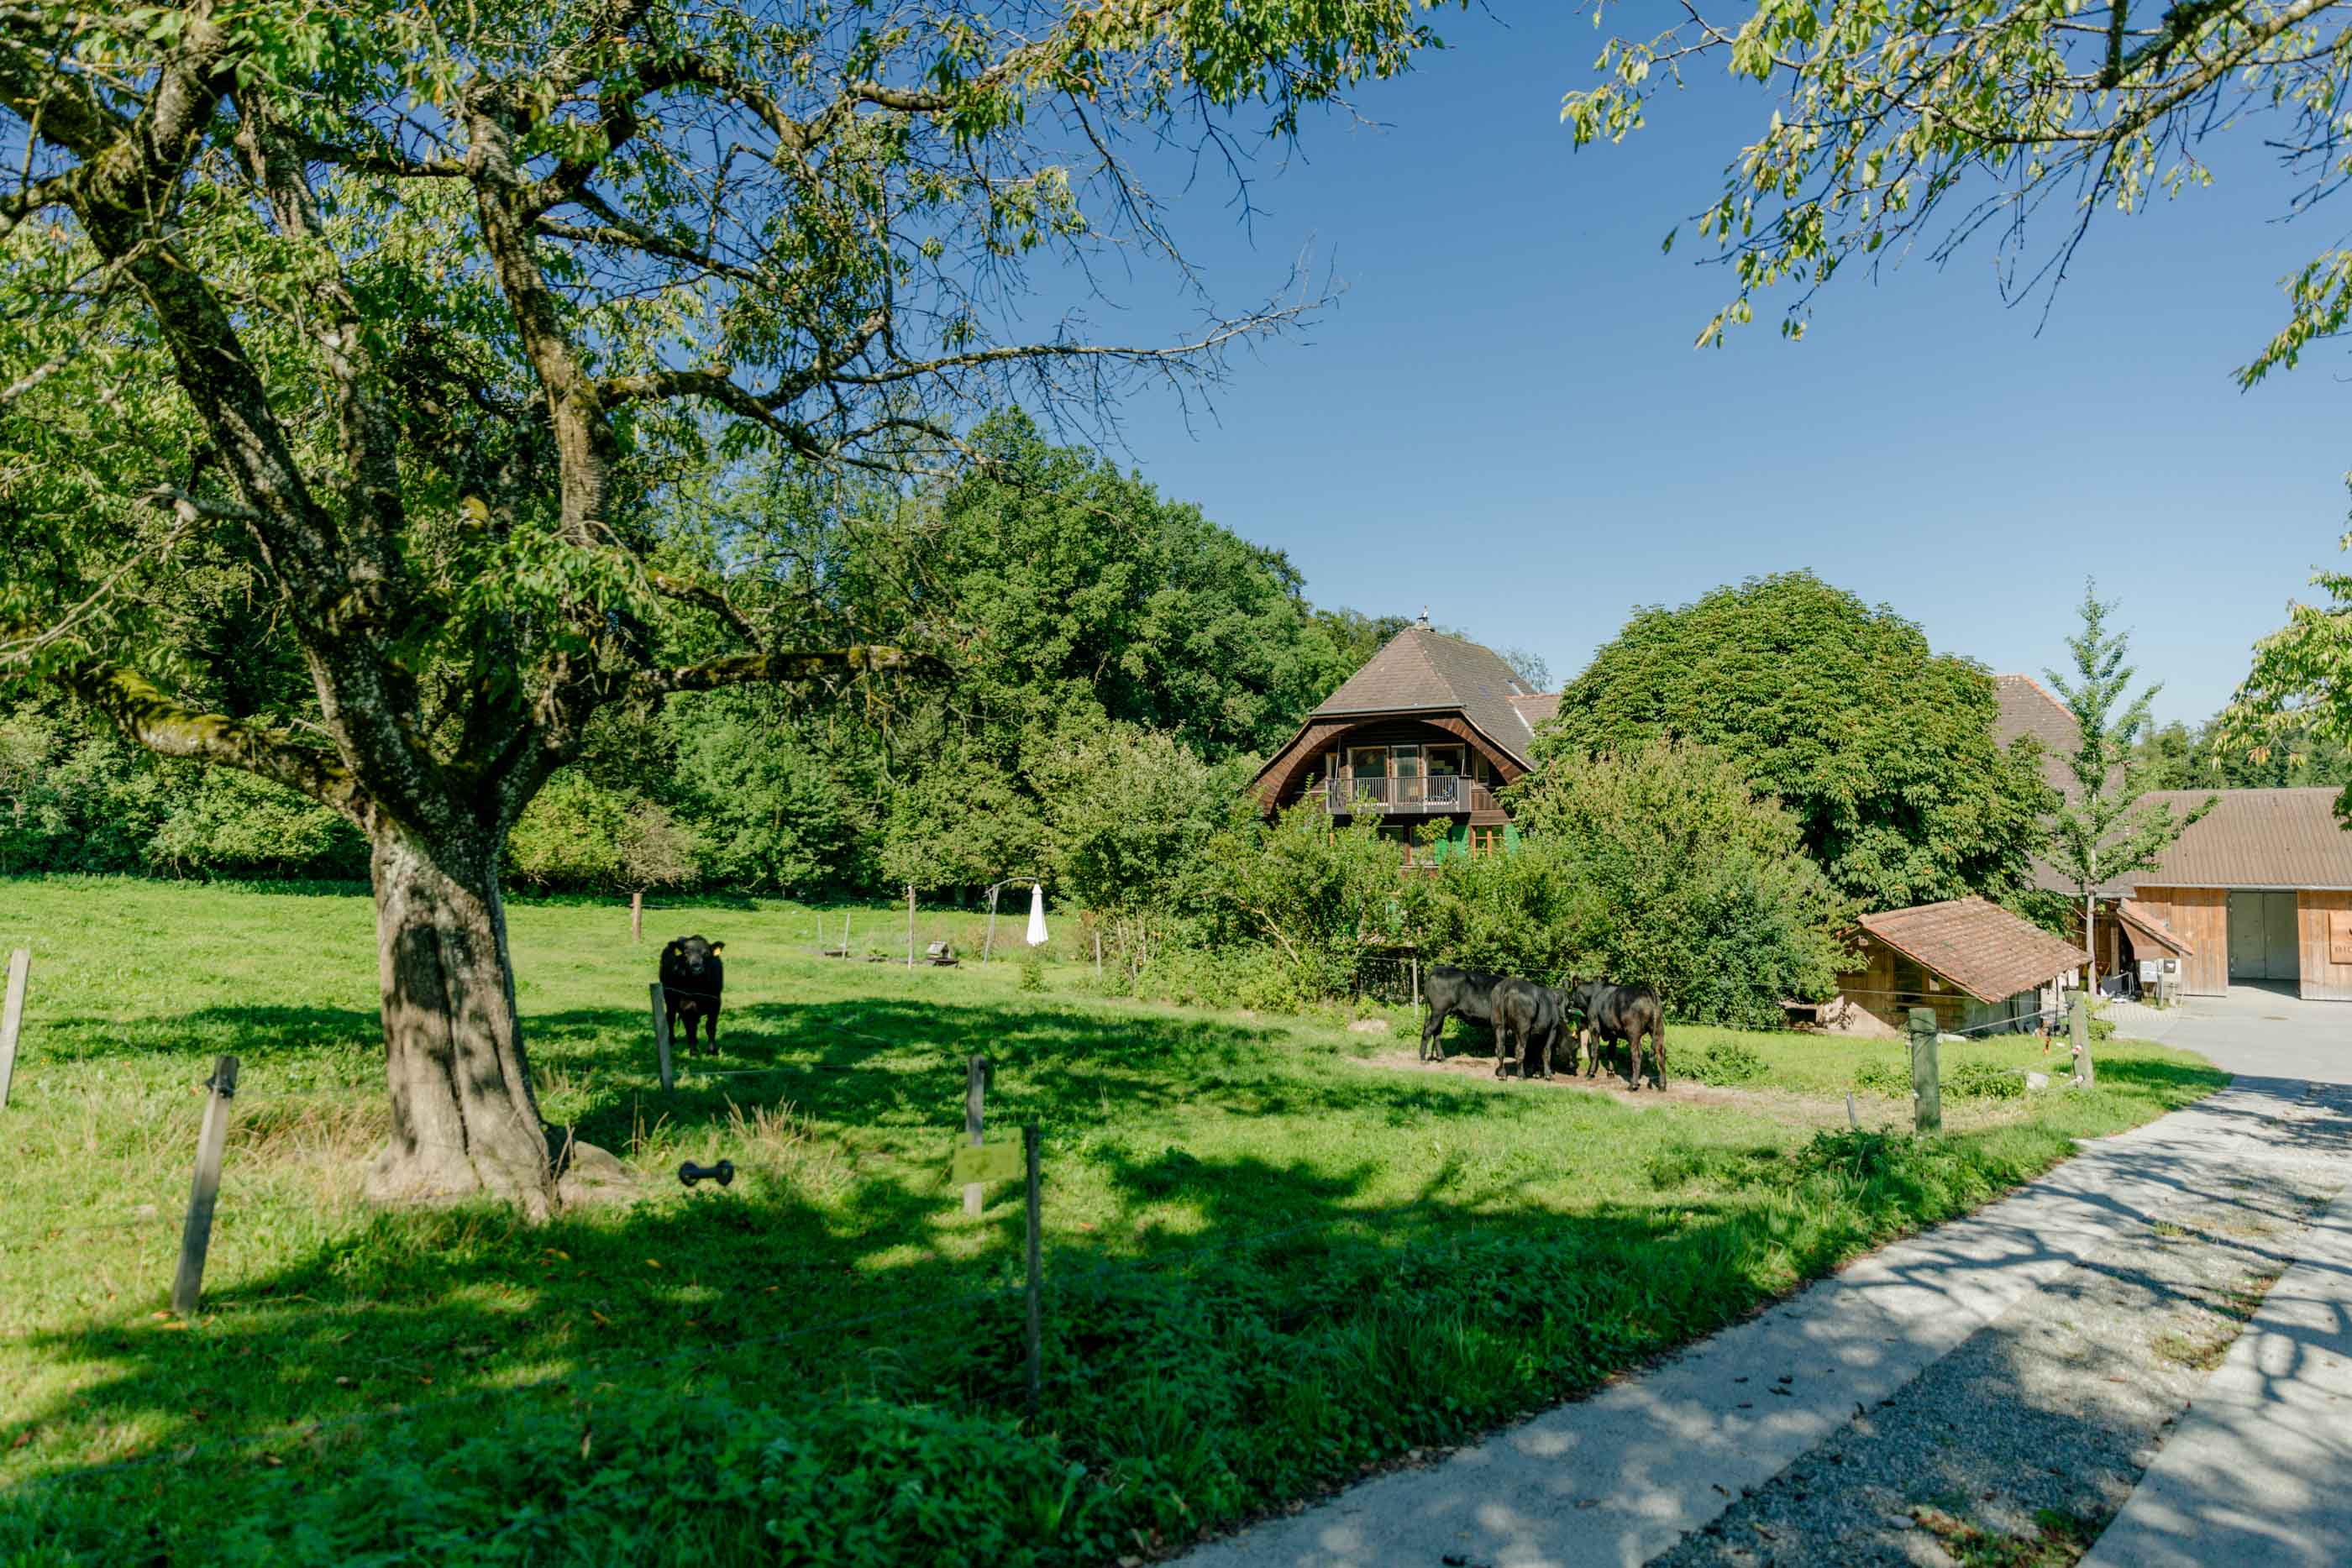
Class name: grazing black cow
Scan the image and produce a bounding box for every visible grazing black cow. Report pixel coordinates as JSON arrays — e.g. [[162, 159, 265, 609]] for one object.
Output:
[[659, 936, 727, 1056], [1567, 979, 1667, 1090], [1492, 978, 1568, 1082], [1420, 964, 1505, 1062]]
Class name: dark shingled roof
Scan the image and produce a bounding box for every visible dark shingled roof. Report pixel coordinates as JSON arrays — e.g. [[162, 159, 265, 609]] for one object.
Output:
[[1990, 677, 2352, 892], [1510, 691, 1562, 729], [2127, 789, 2352, 890], [1856, 896, 2089, 1005], [1310, 625, 1551, 766]]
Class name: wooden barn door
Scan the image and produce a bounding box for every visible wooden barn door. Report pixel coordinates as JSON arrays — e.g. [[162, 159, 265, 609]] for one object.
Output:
[[2227, 892, 2300, 983]]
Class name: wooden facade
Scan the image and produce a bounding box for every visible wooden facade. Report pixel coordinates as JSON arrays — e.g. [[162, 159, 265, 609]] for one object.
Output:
[[2297, 891, 2352, 1003], [1833, 930, 2062, 1036], [1252, 622, 1559, 871], [2131, 888, 2229, 996]]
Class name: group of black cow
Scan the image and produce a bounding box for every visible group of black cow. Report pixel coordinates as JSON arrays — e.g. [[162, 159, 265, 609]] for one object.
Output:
[[1418, 965, 1668, 1090]]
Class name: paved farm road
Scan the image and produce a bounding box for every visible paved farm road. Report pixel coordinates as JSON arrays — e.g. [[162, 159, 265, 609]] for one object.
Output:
[[1178, 987, 2352, 1568]]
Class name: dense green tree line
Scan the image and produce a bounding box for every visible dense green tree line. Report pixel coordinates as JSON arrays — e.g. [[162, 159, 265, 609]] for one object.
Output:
[[1, 417, 1381, 897]]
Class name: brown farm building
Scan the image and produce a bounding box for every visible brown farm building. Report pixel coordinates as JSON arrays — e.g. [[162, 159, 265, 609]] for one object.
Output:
[[1994, 675, 2352, 1002], [1829, 896, 2088, 1036]]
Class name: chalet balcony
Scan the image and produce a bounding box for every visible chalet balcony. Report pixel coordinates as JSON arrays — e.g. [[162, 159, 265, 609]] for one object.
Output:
[[1324, 775, 1499, 816]]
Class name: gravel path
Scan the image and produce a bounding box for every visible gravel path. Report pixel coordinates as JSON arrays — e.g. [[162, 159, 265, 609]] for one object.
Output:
[[1651, 1083, 2348, 1568]]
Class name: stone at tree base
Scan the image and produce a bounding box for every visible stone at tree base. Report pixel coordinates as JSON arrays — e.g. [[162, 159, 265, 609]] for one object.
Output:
[[2018, 1071, 2051, 1091], [554, 1136, 642, 1209], [362, 1131, 642, 1214]]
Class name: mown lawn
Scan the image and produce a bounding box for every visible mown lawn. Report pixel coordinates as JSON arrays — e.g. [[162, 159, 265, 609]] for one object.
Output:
[[0, 878, 2223, 1565]]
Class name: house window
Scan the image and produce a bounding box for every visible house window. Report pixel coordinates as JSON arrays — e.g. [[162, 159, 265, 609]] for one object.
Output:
[[1470, 826, 1505, 857], [1425, 745, 1464, 806]]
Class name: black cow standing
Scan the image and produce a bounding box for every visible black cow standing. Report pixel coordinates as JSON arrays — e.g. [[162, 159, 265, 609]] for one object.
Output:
[[1567, 978, 1667, 1090], [1420, 964, 1506, 1062], [1492, 978, 1569, 1082], [660, 936, 726, 1056]]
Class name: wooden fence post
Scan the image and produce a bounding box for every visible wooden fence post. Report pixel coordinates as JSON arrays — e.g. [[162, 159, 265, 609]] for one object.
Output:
[[0, 948, 29, 1109], [171, 1056, 239, 1315], [1023, 1120, 1042, 1427], [2070, 994, 2094, 1088], [1908, 1007, 1940, 1135], [649, 981, 674, 1093], [963, 1056, 988, 1216], [906, 883, 916, 968], [631, 889, 643, 945]]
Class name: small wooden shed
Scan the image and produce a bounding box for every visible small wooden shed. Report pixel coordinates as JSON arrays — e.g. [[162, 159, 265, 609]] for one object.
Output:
[[1826, 897, 2089, 1036]]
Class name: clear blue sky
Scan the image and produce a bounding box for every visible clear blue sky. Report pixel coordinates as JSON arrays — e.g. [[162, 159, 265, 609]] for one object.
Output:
[[1047, 8, 2349, 726]]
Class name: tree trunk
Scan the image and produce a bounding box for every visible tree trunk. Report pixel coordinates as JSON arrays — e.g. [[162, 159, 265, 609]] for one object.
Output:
[[365, 827, 561, 1218]]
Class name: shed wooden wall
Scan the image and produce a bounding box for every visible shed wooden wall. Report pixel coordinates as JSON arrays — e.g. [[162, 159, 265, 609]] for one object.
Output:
[[2133, 887, 2228, 995], [1834, 935, 1970, 1033], [2298, 891, 2352, 1002]]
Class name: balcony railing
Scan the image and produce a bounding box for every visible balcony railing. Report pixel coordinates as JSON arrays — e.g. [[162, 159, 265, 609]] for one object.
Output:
[[1324, 775, 1496, 815]]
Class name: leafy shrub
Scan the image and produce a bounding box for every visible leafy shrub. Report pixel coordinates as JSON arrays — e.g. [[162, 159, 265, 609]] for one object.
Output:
[[1853, 1056, 1912, 1097], [1135, 943, 1308, 1013], [2089, 1009, 2117, 1044], [1793, 1125, 1915, 1184], [507, 772, 698, 894], [1019, 952, 1045, 993], [1945, 1060, 2027, 1100], [1491, 740, 1854, 1029], [1199, 801, 1433, 1004], [1688, 1041, 1767, 1086]]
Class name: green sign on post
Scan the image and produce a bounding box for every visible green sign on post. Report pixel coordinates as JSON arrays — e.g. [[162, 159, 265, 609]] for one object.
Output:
[[950, 1138, 1024, 1186]]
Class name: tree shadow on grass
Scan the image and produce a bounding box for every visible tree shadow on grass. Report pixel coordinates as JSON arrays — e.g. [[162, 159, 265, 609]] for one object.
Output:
[[3, 1064, 2279, 1568], [32, 1004, 383, 1065]]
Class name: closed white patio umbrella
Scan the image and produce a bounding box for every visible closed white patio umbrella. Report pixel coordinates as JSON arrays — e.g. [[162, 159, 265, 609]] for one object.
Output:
[[1025, 884, 1049, 947]]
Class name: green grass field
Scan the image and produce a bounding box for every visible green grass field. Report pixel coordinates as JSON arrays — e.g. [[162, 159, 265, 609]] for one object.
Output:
[[0, 878, 2224, 1565]]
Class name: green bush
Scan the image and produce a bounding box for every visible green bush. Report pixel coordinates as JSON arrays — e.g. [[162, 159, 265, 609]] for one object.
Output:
[[1199, 801, 1431, 1004], [1793, 1125, 1916, 1184], [1490, 740, 1853, 1029], [1688, 1041, 1767, 1085], [1853, 1056, 1911, 1097], [1019, 951, 1045, 993], [1945, 1059, 2027, 1100], [1135, 943, 1308, 1013]]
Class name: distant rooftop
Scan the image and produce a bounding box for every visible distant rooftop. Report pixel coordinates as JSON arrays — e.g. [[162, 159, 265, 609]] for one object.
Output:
[[1310, 621, 1556, 766]]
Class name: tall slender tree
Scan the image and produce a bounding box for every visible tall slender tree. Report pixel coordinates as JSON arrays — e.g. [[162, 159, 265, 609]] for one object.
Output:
[[2224, 534, 2352, 822], [0, 0, 1448, 1214], [2045, 581, 2209, 988]]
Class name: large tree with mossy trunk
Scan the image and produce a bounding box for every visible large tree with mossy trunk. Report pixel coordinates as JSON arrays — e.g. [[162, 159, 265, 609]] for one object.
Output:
[[0, 0, 1448, 1214]]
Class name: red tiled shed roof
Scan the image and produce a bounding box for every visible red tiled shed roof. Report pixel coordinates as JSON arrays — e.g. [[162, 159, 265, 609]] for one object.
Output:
[[1856, 896, 2089, 1004]]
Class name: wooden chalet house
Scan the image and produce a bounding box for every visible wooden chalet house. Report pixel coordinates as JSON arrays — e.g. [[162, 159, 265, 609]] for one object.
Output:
[[1251, 618, 1557, 866]]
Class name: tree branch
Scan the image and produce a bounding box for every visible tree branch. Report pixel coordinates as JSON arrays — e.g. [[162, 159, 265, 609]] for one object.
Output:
[[58, 664, 373, 826], [641, 643, 942, 697], [648, 572, 765, 653]]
